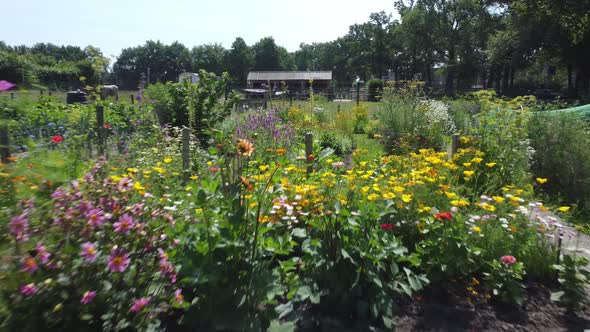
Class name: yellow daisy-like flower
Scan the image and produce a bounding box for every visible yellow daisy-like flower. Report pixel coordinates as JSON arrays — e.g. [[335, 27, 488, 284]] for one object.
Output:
[[367, 194, 380, 201], [401, 194, 412, 203], [473, 226, 482, 233], [485, 162, 496, 168], [536, 178, 548, 184], [393, 186, 405, 193], [382, 192, 396, 200], [471, 157, 483, 164], [259, 165, 269, 172], [163, 157, 172, 164], [557, 206, 570, 212], [463, 162, 472, 167], [492, 196, 505, 203], [463, 170, 475, 177]]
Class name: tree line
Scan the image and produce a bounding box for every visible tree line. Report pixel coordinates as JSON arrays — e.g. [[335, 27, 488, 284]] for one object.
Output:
[[1, 0, 589, 96]]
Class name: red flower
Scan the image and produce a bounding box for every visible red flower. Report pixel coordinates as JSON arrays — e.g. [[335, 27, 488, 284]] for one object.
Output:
[[51, 135, 63, 144], [104, 124, 111, 129], [380, 223, 394, 230], [307, 154, 315, 161], [434, 212, 453, 220]]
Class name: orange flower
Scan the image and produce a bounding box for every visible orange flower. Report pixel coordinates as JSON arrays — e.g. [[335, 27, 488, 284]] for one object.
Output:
[[237, 139, 255, 156], [6, 157, 17, 162], [276, 148, 286, 156]]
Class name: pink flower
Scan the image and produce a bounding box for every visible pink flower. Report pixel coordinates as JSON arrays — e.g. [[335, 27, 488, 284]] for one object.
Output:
[[9, 214, 29, 242], [174, 289, 184, 304], [130, 297, 151, 313], [21, 257, 38, 274], [113, 214, 135, 234], [501, 255, 517, 265], [380, 223, 394, 230], [35, 243, 51, 264], [81, 290, 97, 304], [80, 242, 98, 263], [20, 283, 37, 296], [86, 208, 107, 227], [107, 249, 130, 273], [117, 178, 133, 192]]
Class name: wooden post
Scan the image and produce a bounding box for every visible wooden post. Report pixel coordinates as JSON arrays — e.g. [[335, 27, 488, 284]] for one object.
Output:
[[337, 104, 341, 113], [10, 92, 14, 99], [48, 91, 52, 96], [0, 126, 10, 163], [130, 94, 135, 104], [40, 89, 43, 96], [305, 132, 313, 174], [182, 127, 190, 183], [451, 134, 460, 156], [96, 105, 105, 156], [356, 84, 360, 106]]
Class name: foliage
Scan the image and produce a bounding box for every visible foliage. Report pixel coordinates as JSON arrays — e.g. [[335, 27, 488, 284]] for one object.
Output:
[[552, 254, 590, 312], [484, 258, 526, 305]]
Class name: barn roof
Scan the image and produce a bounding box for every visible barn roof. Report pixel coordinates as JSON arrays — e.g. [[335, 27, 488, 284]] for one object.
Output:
[[247, 71, 332, 81]]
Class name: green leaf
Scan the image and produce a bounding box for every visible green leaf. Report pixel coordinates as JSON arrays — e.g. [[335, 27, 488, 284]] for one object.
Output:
[[275, 302, 293, 319], [341, 249, 355, 264], [550, 291, 564, 302], [268, 320, 295, 332], [296, 286, 312, 300], [291, 228, 307, 238]]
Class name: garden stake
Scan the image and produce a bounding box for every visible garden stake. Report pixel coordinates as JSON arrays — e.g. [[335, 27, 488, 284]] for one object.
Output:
[[451, 134, 459, 156], [181, 127, 190, 183], [555, 230, 563, 281], [305, 132, 313, 174], [0, 126, 10, 163], [130, 94, 135, 104], [96, 105, 105, 156]]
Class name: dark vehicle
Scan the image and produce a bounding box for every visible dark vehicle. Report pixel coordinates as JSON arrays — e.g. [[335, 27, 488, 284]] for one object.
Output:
[[66, 90, 88, 104]]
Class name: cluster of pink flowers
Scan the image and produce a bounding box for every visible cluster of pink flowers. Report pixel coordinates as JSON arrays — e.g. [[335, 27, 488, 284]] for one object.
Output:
[[501, 255, 517, 265], [107, 248, 130, 273], [9, 214, 29, 242]]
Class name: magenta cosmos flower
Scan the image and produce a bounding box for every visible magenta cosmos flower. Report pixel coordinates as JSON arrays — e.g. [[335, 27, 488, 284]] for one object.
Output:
[[113, 214, 135, 234], [20, 283, 37, 296], [21, 257, 38, 274], [9, 214, 29, 242], [130, 297, 151, 313], [107, 249, 130, 273], [35, 243, 51, 264], [501, 255, 517, 265], [81, 290, 97, 304], [86, 208, 107, 227], [80, 242, 98, 263]]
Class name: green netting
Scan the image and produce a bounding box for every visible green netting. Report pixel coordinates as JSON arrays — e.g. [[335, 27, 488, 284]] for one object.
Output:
[[538, 103, 590, 118]]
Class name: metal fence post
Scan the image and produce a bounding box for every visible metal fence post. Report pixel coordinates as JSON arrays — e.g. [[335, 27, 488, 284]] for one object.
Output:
[[0, 126, 10, 163], [130, 94, 135, 104]]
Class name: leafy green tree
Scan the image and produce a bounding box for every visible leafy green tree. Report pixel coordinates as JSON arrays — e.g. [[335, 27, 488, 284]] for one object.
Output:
[[224, 37, 254, 85]]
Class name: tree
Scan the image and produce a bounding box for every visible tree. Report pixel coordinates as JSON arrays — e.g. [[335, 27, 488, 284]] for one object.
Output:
[[191, 44, 227, 75], [252, 37, 293, 71], [224, 37, 254, 85]]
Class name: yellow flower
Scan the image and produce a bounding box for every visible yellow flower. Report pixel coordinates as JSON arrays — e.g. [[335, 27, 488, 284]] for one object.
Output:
[[492, 196, 505, 203], [473, 226, 481, 233], [485, 162, 496, 168], [463, 170, 475, 177], [382, 192, 396, 199], [163, 157, 172, 163], [471, 157, 483, 164], [195, 208, 203, 213], [401, 194, 412, 203], [445, 191, 457, 199], [259, 165, 269, 172], [536, 178, 548, 184], [472, 277, 480, 286], [557, 206, 570, 212], [463, 162, 472, 167], [393, 186, 405, 193], [367, 194, 379, 201], [127, 167, 139, 173], [451, 199, 470, 207], [190, 175, 198, 180]]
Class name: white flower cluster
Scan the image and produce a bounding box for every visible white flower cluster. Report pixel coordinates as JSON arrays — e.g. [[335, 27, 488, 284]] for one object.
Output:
[[417, 100, 456, 134]]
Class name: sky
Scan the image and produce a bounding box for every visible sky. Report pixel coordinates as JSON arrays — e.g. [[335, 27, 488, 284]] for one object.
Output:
[[3, 0, 398, 63]]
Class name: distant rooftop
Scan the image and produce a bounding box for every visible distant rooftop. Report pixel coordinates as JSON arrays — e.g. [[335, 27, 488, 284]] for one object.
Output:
[[247, 71, 332, 81]]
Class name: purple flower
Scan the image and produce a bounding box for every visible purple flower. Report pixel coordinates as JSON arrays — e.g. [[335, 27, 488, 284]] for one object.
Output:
[[174, 289, 184, 304], [51, 188, 67, 200], [81, 291, 97, 304], [9, 214, 29, 242], [20, 283, 37, 296], [86, 209, 107, 227], [113, 214, 135, 234], [130, 297, 151, 313], [35, 243, 51, 264], [80, 242, 98, 263], [21, 257, 38, 274], [117, 178, 133, 192], [107, 249, 130, 273]]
